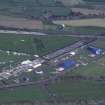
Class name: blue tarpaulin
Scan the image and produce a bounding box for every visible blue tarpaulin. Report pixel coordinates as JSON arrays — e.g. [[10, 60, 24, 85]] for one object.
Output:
[[87, 46, 102, 55], [59, 60, 76, 69]]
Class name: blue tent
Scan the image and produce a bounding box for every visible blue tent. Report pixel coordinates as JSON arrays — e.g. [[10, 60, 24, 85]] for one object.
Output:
[[59, 60, 76, 69], [87, 46, 102, 55]]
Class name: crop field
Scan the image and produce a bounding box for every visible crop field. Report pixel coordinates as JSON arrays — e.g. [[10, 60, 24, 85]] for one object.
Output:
[[0, 15, 44, 30], [53, 19, 105, 28], [0, 0, 71, 18]]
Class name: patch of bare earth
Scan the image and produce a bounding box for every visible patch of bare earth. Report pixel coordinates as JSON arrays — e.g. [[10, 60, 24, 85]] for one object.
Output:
[[0, 15, 43, 30]]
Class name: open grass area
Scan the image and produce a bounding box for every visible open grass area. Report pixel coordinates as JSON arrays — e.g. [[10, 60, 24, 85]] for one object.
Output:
[[48, 79, 105, 101], [53, 20, 105, 35], [70, 61, 105, 77], [0, 51, 31, 70], [92, 39, 105, 48], [0, 86, 48, 103], [1, 80, 105, 103], [63, 55, 105, 77], [0, 33, 78, 69], [54, 19, 105, 28], [0, 33, 78, 55]]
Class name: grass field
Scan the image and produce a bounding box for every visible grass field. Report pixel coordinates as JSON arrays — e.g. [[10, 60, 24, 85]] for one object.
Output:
[[0, 33, 78, 55], [0, 80, 105, 103], [70, 61, 105, 77], [92, 39, 105, 48], [0, 50, 31, 70], [53, 19, 105, 28], [0, 86, 49, 103], [0, 0, 71, 18], [48, 80, 105, 101], [0, 33, 78, 69]]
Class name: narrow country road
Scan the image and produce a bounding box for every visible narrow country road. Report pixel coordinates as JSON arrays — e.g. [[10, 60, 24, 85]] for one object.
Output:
[[0, 29, 105, 38]]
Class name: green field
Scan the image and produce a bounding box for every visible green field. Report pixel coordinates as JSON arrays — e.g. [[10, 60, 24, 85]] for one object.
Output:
[[0, 34, 78, 55], [0, 51, 31, 69], [0, 86, 49, 103], [0, 80, 105, 103], [48, 80, 105, 101], [92, 39, 105, 48], [53, 21, 105, 35], [0, 33, 78, 69], [54, 19, 105, 28], [70, 61, 105, 77], [0, 0, 71, 18]]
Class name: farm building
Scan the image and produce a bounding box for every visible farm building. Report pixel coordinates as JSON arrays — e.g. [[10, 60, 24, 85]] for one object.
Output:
[[87, 46, 102, 55], [59, 59, 76, 70]]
